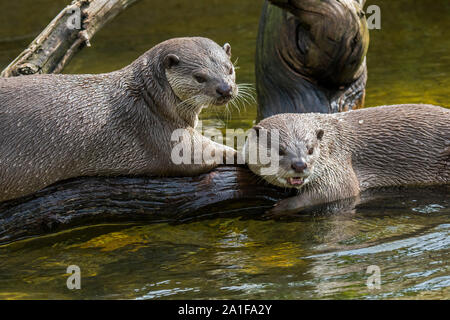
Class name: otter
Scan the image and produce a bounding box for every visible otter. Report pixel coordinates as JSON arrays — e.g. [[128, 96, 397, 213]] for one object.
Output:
[[244, 104, 450, 217], [0, 37, 239, 203]]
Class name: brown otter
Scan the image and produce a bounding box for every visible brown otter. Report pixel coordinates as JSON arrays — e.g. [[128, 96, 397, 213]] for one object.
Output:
[[0, 37, 239, 203], [244, 104, 450, 217]]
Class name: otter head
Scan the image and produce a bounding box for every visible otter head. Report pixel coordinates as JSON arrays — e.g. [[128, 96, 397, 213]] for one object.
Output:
[[163, 37, 238, 118], [245, 117, 324, 189]]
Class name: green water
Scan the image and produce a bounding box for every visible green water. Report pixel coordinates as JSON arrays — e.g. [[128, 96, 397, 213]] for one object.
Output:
[[0, 0, 449, 299]]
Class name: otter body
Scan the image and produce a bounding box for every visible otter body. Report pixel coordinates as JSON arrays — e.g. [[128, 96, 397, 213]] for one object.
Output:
[[0, 37, 238, 202], [245, 104, 450, 216]]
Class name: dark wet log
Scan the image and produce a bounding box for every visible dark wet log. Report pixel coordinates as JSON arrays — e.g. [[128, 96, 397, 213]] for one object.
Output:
[[256, 0, 369, 120], [1, 0, 141, 77], [0, 167, 293, 244]]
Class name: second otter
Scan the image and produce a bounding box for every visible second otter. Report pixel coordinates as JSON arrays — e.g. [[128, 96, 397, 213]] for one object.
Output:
[[0, 37, 239, 202], [245, 104, 450, 216]]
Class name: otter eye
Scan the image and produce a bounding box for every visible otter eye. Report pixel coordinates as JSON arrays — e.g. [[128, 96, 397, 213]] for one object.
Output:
[[229, 67, 233, 75], [279, 149, 286, 156], [308, 148, 314, 155], [194, 74, 207, 83]]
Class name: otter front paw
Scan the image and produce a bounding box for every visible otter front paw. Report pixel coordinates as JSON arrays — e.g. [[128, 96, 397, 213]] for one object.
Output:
[[263, 197, 306, 220]]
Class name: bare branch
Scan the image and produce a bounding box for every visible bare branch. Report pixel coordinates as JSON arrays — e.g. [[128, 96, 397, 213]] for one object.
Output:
[[1, 0, 140, 77]]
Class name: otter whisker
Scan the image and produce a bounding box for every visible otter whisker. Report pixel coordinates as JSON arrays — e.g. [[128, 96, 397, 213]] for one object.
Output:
[[237, 83, 255, 88], [236, 95, 249, 111], [233, 92, 252, 111], [225, 104, 232, 121], [232, 99, 242, 114], [228, 99, 241, 115], [231, 95, 244, 113], [176, 95, 198, 108], [233, 57, 240, 70], [228, 85, 255, 113], [237, 93, 254, 107], [237, 83, 256, 90], [177, 95, 203, 113], [237, 86, 256, 98], [237, 84, 256, 105], [239, 88, 256, 99]]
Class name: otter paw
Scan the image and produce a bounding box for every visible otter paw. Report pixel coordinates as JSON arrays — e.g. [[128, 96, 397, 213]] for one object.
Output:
[[263, 198, 305, 220]]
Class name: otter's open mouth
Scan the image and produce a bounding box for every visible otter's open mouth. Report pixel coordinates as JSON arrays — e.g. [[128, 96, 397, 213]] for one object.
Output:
[[287, 177, 304, 186]]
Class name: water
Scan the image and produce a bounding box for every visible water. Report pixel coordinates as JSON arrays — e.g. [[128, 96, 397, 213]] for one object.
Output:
[[0, 0, 449, 299]]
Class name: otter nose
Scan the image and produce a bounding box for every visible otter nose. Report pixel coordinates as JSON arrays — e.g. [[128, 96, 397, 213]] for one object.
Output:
[[291, 161, 307, 173], [216, 83, 233, 98]]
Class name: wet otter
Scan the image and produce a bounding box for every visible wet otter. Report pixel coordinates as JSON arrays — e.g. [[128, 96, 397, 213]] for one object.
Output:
[[244, 104, 450, 216], [0, 37, 239, 202]]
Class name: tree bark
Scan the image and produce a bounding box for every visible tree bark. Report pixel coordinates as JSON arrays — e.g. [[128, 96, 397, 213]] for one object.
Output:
[[0, 167, 293, 244], [1, 0, 140, 77], [256, 0, 370, 120]]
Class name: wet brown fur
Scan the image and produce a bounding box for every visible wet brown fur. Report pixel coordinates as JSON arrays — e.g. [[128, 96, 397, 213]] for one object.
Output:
[[247, 104, 450, 214], [0, 37, 236, 202]]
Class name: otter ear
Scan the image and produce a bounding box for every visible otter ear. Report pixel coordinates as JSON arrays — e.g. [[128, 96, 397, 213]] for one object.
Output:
[[316, 129, 324, 140], [164, 54, 180, 69], [223, 43, 232, 57], [253, 125, 264, 137]]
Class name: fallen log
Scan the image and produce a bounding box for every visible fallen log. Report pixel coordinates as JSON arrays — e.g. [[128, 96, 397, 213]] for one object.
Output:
[[0, 167, 294, 244], [1, 0, 141, 76]]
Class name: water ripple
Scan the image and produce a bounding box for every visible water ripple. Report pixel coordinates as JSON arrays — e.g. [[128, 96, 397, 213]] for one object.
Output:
[[307, 224, 450, 259]]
